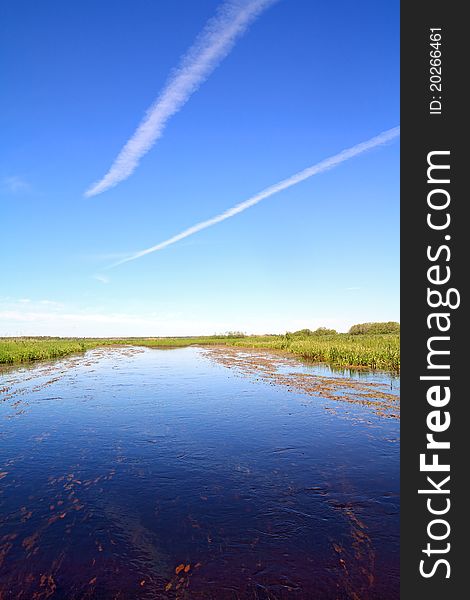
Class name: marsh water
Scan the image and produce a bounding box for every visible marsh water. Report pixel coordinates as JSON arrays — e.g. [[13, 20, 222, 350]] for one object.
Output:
[[0, 346, 399, 599]]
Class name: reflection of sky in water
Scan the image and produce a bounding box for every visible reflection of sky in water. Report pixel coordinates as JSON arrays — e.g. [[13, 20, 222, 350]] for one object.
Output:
[[0, 347, 399, 599]]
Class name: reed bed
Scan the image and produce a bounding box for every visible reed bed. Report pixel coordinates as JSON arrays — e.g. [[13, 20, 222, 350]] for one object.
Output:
[[0, 332, 400, 372], [0, 337, 95, 364]]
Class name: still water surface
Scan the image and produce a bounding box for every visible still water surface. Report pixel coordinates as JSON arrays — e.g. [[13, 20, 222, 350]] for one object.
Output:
[[0, 347, 399, 599]]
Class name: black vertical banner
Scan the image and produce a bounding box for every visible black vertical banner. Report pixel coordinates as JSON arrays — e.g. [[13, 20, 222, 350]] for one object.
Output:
[[401, 2, 466, 598]]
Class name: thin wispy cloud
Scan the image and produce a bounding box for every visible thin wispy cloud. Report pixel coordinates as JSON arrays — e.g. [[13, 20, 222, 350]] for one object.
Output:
[[0, 304, 227, 337], [85, 0, 277, 198], [109, 126, 400, 268], [82, 251, 138, 262], [0, 301, 348, 336], [39, 299, 64, 307], [93, 274, 110, 284], [2, 176, 31, 194]]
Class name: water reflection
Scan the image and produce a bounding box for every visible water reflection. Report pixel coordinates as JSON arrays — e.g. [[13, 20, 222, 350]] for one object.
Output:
[[0, 347, 399, 599]]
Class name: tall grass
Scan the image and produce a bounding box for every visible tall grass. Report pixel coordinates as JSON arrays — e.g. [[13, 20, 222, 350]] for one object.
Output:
[[0, 332, 400, 372], [286, 334, 400, 371], [0, 337, 96, 364]]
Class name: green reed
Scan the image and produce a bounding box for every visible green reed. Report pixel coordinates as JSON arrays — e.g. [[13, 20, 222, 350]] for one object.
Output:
[[0, 332, 400, 372]]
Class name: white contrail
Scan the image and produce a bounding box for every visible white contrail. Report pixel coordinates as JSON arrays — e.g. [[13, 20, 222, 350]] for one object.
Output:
[[109, 126, 400, 268], [85, 0, 278, 198]]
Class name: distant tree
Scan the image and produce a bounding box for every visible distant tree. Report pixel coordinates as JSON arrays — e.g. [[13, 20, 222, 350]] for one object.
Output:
[[348, 321, 400, 335], [311, 327, 337, 336], [290, 327, 338, 337]]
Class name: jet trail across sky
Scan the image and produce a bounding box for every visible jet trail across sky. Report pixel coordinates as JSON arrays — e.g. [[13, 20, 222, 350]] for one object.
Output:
[[108, 126, 400, 269], [85, 0, 277, 198]]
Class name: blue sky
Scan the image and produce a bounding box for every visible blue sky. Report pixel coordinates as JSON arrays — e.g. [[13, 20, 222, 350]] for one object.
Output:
[[0, 0, 399, 336]]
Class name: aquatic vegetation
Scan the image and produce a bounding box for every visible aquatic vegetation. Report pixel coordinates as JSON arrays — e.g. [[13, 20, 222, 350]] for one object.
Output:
[[203, 346, 400, 417], [0, 328, 400, 371], [287, 334, 400, 371], [225, 334, 400, 371], [0, 337, 96, 364]]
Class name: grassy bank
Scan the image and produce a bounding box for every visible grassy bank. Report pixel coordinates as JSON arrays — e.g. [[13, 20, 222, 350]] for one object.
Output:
[[0, 329, 400, 372], [0, 337, 99, 364]]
